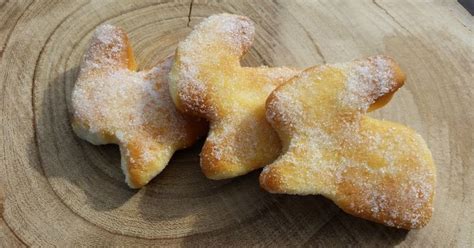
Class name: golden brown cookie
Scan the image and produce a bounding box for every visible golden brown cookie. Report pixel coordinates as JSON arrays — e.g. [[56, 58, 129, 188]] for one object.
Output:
[[169, 14, 300, 179], [71, 24, 206, 188], [260, 55, 436, 229]]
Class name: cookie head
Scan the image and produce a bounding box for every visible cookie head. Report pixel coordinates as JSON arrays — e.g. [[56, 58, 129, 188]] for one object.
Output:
[[169, 14, 300, 179], [260, 56, 436, 229], [71, 25, 206, 188]]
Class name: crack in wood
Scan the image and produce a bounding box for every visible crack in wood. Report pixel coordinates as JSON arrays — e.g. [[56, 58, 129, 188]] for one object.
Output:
[[187, 0, 194, 27], [300, 26, 327, 64], [0, 0, 34, 60], [2, 214, 29, 246], [372, 0, 412, 35]]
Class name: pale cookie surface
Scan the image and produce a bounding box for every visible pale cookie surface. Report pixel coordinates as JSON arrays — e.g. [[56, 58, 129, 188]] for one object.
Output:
[[260, 56, 436, 229], [169, 14, 300, 179], [71, 25, 206, 188]]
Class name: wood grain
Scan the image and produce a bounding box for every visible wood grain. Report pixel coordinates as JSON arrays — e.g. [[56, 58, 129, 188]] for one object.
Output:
[[1, 0, 472, 246]]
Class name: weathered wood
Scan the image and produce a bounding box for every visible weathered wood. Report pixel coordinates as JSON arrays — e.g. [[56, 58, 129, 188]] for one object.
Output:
[[1, 0, 472, 246]]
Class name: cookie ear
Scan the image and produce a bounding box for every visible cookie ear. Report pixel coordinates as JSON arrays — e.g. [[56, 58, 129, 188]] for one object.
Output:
[[169, 14, 256, 116], [341, 55, 406, 112], [79, 24, 137, 79], [177, 14, 255, 63], [367, 56, 406, 111]]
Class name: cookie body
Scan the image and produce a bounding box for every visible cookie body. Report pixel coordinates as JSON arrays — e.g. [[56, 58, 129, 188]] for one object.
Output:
[[169, 14, 299, 179], [71, 25, 206, 188], [260, 56, 436, 229]]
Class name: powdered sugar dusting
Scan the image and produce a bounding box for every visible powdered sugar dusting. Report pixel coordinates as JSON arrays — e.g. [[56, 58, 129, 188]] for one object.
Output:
[[266, 83, 305, 130], [340, 55, 397, 110], [81, 24, 128, 74], [73, 56, 192, 162], [71, 25, 202, 175], [95, 24, 121, 45], [263, 56, 435, 228], [334, 126, 435, 228], [170, 14, 300, 178], [179, 13, 255, 58], [171, 14, 256, 119]]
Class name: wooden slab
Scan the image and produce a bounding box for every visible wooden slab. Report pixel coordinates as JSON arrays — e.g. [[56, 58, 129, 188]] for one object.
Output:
[[1, 0, 473, 246]]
